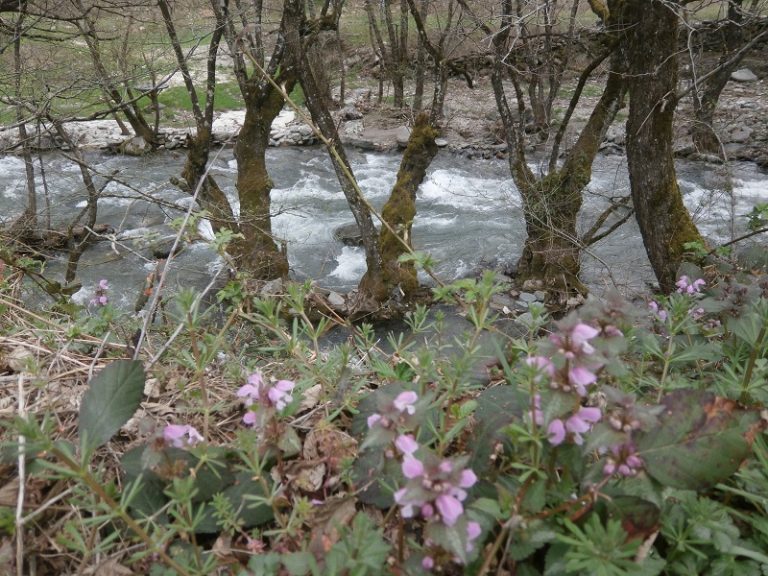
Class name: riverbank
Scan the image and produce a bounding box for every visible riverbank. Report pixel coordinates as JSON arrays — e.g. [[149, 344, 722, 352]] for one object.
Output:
[[2, 63, 767, 169]]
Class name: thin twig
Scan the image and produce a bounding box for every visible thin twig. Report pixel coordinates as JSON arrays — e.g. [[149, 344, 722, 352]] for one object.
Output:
[[16, 373, 26, 576], [132, 145, 229, 361]]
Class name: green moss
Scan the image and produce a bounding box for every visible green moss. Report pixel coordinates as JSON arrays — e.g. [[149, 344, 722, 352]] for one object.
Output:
[[377, 113, 439, 298]]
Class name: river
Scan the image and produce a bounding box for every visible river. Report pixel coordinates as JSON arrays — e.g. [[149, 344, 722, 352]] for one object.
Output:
[[0, 147, 766, 309]]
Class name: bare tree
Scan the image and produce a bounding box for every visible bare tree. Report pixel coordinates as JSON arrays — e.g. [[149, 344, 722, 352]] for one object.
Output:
[[464, 0, 630, 300], [70, 0, 160, 147], [157, 0, 235, 235], [365, 0, 408, 107], [212, 0, 301, 277], [687, 0, 768, 154], [618, 0, 704, 292]]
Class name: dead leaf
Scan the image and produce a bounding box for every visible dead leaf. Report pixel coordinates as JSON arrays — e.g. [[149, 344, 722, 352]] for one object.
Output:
[[0, 478, 18, 507], [303, 425, 357, 474], [308, 496, 357, 558], [300, 384, 322, 412], [285, 461, 327, 493], [83, 558, 134, 575]]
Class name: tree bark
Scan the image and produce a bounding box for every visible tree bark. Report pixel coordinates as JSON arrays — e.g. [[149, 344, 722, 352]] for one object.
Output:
[[284, 0, 385, 303], [515, 58, 626, 296], [158, 0, 235, 237], [489, 0, 627, 299], [622, 0, 703, 293], [12, 10, 37, 233], [212, 0, 300, 278], [231, 86, 293, 277], [691, 0, 747, 154], [371, 112, 438, 299]]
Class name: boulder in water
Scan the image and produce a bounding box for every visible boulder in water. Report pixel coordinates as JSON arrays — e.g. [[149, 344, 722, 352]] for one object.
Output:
[[332, 222, 378, 247], [731, 68, 758, 82]]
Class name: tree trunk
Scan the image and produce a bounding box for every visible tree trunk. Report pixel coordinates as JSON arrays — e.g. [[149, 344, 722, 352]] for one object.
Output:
[[159, 0, 235, 237], [383, 0, 404, 107], [516, 64, 626, 296], [691, 0, 746, 154], [212, 0, 301, 279], [12, 11, 37, 233], [622, 0, 703, 293], [285, 0, 385, 304], [230, 88, 292, 277], [181, 129, 237, 235], [369, 112, 438, 298]]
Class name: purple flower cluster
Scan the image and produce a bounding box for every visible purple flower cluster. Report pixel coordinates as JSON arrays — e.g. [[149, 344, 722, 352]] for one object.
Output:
[[527, 322, 607, 397], [602, 443, 643, 477], [163, 424, 203, 448], [676, 275, 706, 295], [237, 371, 295, 427], [368, 390, 418, 429], [393, 439, 478, 527], [90, 279, 109, 307], [648, 301, 668, 322], [547, 406, 602, 446]]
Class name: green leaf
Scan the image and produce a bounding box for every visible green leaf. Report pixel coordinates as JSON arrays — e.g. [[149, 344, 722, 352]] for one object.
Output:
[[79, 360, 145, 452], [469, 385, 526, 473], [636, 390, 764, 490], [196, 471, 273, 533], [596, 496, 660, 543]]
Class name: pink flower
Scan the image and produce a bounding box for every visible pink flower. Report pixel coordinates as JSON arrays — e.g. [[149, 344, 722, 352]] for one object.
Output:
[[603, 443, 644, 477], [242, 411, 259, 426], [267, 379, 295, 411], [90, 279, 110, 307], [435, 494, 464, 526], [394, 451, 477, 527], [547, 419, 566, 445], [422, 556, 435, 570], [367, 413, 383, 429], [565, 407, 602, 444], [466, 521, 482, 552], [163, 424, 203, 448], [393, 391, 418, 415], [649, 301, 668, 322], [402, 456, 425, 479], [571, 323, 600, 353], [549, 322, 600, 360], [237, 373, 295, 426], [237, 371, 264, 406], [568, 366, 597, 395], [394, 488, 416, 517], [395, 434, 419, 455], [676, 275, 706, 295], [529, 394, 544, 426], [526, 356, 555, 380], [459, 469, 477, 488]]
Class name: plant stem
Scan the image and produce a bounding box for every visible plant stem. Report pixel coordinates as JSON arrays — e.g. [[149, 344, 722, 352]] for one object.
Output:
[[50, 447, 193, 576]]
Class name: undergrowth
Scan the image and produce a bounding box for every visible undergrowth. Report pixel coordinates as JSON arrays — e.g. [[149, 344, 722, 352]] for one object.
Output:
[[1, 258, 768, 575]]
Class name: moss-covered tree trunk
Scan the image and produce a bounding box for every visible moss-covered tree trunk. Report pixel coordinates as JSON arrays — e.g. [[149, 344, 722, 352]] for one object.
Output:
[[507, 49, 626, 298], [623, 0, 703, 293], [180, 127, 237, 236], [230, 86, 294, 277], [691, 0, 746, 154], [370, 113, 438, 299]]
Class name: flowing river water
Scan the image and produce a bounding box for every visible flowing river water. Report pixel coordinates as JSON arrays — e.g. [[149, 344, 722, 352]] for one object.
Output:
[[1, 146, 766, 309]]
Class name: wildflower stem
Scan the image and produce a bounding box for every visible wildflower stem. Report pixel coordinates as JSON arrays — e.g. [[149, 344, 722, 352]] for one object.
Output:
[[740, 323, 767, 404]]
